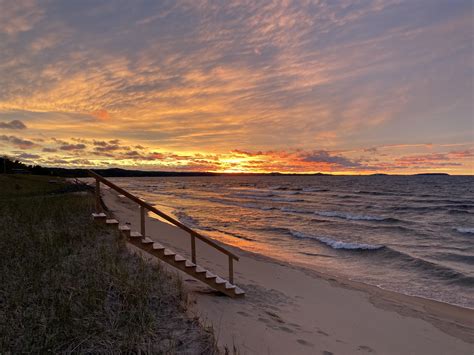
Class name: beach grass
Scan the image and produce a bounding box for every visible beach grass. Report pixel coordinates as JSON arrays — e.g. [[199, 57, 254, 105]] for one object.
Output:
[[0, 174, 216, 353]]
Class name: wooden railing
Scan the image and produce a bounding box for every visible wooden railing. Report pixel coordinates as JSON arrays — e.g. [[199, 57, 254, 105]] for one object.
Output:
[[88, 170, 239, 283]]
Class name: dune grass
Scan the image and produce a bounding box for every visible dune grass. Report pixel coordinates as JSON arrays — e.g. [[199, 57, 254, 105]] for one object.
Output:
[[0, 175, 216, 353]]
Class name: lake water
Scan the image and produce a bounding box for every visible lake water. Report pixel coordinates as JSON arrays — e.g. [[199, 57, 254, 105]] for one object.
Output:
[[108, 175, 474, 309]]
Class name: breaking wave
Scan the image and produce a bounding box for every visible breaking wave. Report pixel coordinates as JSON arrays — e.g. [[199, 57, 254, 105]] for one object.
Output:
[[289, 230, 384, 250], [314, 210, 398, 222], [455, 227, 474, 234]]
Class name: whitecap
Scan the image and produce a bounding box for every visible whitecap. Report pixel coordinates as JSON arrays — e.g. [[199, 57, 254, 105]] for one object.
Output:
[[288, 230, 384, 250], [455, 227, 474, 234], [315, 210, 387, 221]]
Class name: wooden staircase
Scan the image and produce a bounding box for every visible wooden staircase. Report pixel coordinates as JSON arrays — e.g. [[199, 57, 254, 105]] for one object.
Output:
[[89, 171, 245, 298]]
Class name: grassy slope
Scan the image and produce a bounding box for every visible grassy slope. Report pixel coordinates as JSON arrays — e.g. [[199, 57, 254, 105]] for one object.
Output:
[[0, 175, 215, 353]]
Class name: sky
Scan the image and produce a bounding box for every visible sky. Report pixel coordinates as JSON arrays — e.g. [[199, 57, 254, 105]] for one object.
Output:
[[0, 0, 472, 174]]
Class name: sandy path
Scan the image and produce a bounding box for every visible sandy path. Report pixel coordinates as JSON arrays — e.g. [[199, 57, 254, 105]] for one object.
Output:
[[103, 188, 474, 355]]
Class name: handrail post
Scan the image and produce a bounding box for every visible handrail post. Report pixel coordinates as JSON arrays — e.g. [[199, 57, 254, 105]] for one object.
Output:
[[95, 179, 101, 212], [191, 234, 196, 263], [140, 205, 146, 237], [229, 256, 234, 284]]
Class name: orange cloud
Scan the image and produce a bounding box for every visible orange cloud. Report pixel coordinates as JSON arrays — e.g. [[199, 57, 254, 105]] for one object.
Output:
[[91, 109, 110, 120]]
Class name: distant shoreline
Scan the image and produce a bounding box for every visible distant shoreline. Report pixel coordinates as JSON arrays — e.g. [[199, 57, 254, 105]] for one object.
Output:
[[76, 169, 454, 177], [2, 157, 470, 177]]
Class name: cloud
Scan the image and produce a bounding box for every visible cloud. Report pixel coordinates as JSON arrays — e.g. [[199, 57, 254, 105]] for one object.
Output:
[[395, 149, 474, 167], [59, 143, 86, 151], [94, 145, 120, 152], [364, 147, 378, 154], [0, 120, 27, 129], [0, 135, 35, 148], [231, 149, 264, 157], [93, 140, 123, 153], [42, 147, 57, 152], [0, 0, 44, 35], [300, 150, 361, 168], [90, 109, 109, 120], [16, 153, 40, 159]]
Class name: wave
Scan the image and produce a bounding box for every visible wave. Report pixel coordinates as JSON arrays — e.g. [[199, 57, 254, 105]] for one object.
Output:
[[435, 252, 474, 265], [409, 198, 474, 206], [302, 187, 329, 192], [390, 205, 445, 212], [448, 209, 473, 215], [271, 185, 302, 191], [280, 206, 310, 214], [314, 210, 397, 222], [299, 252, 334, 258], [289, 230, 474, 285], [356, 190, 401, 197], [386, 250, 474, 286], [315, 236, 385, 250], [272, 186, 330, 193], [455, 227, 474, 234], [234, 192, 275, 199], [175, 210, 256, 241], [268, 197, 305, 203], [289, 230, 384, 250], [212, 228, 255, 241], [285, 191, 301, 195], [259, 205, 278, 211], [233, 192, 304, 203], [174, 210, 212, 231]]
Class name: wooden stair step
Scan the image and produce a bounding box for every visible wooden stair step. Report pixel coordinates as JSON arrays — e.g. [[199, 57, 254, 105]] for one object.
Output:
[[164, 249, 175, 257], [205, 271, 217, 280], [215, 277, 226, 285], [225, 282, 236, 290], [195, 266, 206, 274], [130, 231, 142, 238], [119, 225, 131, 236], [106, 219, 119, 225], [92, 213, 106, 218], [152, 242, 165, 250], [141, 237, 154, 244], [174, 254, 186, 262], [234, 287, 245, 296], [185, 261, 196, 268]]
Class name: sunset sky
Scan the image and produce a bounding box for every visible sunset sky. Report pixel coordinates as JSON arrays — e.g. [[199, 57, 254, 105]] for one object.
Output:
[[0, 0, 472, 174]]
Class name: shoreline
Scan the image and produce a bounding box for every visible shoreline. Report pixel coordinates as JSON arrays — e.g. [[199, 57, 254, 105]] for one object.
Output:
[[103, 187, 474, 354], [153, 208, 474, 313]]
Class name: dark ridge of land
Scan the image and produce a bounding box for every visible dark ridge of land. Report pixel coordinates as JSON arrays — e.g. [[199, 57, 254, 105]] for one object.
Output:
[[1, 157, 333, 177], [0, 157, 458, 177], [414, 173, 450, 176], [0, 174, 216, 353]]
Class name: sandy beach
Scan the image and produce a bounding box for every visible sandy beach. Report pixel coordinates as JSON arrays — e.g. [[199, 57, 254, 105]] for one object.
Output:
[[103, 188, 474, 354]]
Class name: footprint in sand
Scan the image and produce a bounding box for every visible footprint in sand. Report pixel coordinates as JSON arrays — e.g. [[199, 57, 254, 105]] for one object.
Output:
[[357, 345, 375, 353], [279, 326, 294, 333], [322, 351, 334, 355], [237, 311, 249, 317], [265, 310, 285, 324], [289, 322, 302, 329], [296, 339, 314, 347], [317, 329, 329, 336]]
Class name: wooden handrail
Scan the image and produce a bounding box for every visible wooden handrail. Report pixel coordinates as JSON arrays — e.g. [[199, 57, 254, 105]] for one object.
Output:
[[88, 170, 239, 261]]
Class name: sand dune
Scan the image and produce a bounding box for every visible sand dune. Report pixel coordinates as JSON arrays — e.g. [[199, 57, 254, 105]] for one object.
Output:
[[103, 189, 474, 354]]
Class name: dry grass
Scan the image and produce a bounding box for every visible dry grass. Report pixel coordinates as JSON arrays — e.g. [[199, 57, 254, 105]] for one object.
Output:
[[0, 175, 216, 354]]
